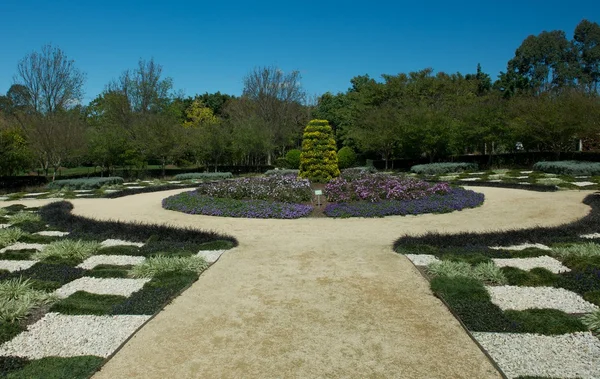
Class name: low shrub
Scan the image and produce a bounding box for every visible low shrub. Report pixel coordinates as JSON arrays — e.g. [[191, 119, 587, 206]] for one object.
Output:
[[285, 149, 301, 169], [340, 166, 377, 180], [130, 256, 208, 278], [264, 169, 299, 176], [47, 177, 123, 190], [33, 240, 101, 263], [173, 172, 233, 180], [0, 278, 56, 323], [0, 228, 24, 248], [581, 309, 600, 334], [533, 160, 600, 176], [337, 147, 357, 169], [410, 162, 478, 175], [195, 175, 312, 203], [163, 193, 313, 219]]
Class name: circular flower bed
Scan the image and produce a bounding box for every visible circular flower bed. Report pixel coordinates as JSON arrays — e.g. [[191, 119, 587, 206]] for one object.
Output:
[[162, 172, 484, 219]]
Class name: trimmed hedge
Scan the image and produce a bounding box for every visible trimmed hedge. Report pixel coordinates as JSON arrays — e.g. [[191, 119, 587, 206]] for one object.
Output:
[[173, 172, 233, 180], [264, 169, 299, 176], [411, 162, 478, 175], [337, 147, 357, 169], [46, 177, 123, 190], [533, 160, 600, 176], [285, 149, 301, 169]]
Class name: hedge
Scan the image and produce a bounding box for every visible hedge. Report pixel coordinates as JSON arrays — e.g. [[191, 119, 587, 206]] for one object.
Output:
[[533, 161, 600, 176], [46, 177, 124, 190], [173, 172, 233, 180], [411, 162, 478, 175]]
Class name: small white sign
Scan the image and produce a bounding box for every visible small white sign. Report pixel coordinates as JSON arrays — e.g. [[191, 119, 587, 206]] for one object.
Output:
[[314, 190, 323, 196]]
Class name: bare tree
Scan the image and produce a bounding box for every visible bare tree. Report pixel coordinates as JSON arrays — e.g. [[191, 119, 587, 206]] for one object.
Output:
[[242, 66, 307, 164], [14, 44, 85, 114]]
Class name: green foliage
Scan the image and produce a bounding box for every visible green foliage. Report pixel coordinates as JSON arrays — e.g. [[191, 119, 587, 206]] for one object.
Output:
[[0, 249, 36, 260], [504, 309, 588, 334], [9, 211, 41, 224], [337, 146, 356, 169], [0, 125, 32, 177], [501, 267, 559, 287], [33, 239, 101, 263], [299, 119, 340, 183], [581, 309, 600, 334], [552, 242, 600, 259], [0, 322, 25, 345], [411, 162, 478, 175], [285, 149, 301, 169], [0, 278, 56, 323], [46, 177, 124, 190], [534, 161, 600, 176], [197, 240, 235, 250], [86, 264, 131, 278], [173, 172, 233, 180], [50, 291, 127, 315], [264, 169, 299, 176], [130, 255, 208, 278], [4, 356, 104, 379], [584, 291, 600, 306], [427, 260, 507, 285], [0, 228, 25, 248]]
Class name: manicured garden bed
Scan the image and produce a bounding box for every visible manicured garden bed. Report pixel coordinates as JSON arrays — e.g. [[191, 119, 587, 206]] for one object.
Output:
[[0, 202, 236, 378], [394, 193, 600, 378]]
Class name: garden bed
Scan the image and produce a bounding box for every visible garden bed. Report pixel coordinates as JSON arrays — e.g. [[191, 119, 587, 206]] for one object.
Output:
[[0, 202, 236, 378]]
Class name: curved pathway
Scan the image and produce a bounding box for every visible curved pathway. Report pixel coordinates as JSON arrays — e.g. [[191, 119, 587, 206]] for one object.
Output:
[[2, 187, 595, 378]]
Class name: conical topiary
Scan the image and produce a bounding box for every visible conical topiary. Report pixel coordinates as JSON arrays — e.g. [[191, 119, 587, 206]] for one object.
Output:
[[299, 119, 340, 183]]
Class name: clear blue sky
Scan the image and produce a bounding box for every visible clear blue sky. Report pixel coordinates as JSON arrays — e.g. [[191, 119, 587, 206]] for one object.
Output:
[[1, 0, 599, 105]]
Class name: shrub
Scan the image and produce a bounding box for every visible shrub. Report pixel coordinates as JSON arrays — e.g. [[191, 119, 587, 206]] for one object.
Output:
[[173, 172, 233, 180], [552, 242, 600, 259], [33, 239, 101, 262], [410, 162, 478, 175], [264, 169, 299, 176], [337, 147, 356, 169], [0, 228, 24, 248], [533, 160, 600, 176], [0, 278, 56, 323], [299, 119, 340, 183], [130, 255, 208, 278], [285, 149, 302, 169], [427, 260, 507, 285], [195, 175, 312, 203], [47, 177, 123, 190], [581, 309, 600, 334]]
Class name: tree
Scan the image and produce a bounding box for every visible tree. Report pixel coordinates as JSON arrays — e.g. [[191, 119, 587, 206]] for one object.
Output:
[[299, 119, 340, 183], [14, 44, 85, 114], [0, 114, 31, 176], [574, 19, 600, 93], [242, 66, 307, 164]]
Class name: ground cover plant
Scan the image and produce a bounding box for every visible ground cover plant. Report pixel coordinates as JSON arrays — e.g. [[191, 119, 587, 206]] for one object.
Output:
[[411, 162, 478, 175], [46, 177, 124, 190], [0, 202, 237, 378], [173, 172, 233, 180], [394, 193, 600, 378], [533, 161, 600, 177]]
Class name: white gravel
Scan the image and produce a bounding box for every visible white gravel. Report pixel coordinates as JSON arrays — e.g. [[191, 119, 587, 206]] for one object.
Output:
[[572, 181, 596, 187], [404, 254, 441, 266], [489, 243, 551, 251], [54, 277, 150, 298], [0, 312, 150, 358], [103, 189, 119, 193], [491, 255, 571, 273], [0, 224, 11, 229], [459, 178, 480, 181], [77, 255, 146, 269], [196, 249, 226, 263], [473, 332, 600, 379], [580, 233, 600, 239], [0, 196, 8, 201], [168, 181, 182, 184], [124, 186, 145, 189], [22, 192, 48, 197], [520, 171, 533, 174], [100, 239, 144, 248], [34, 231, 69, 237], [76, 194, 94, 197], [0, 260, 37, 272], [486, 285, 599, 313], [73, 190, 92, 193], [0, 243, 46, 254], [515, 176, 529, 179], [438, 175, 458, 181]]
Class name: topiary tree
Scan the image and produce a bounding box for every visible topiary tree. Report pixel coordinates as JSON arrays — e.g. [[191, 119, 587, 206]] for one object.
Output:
[[285, 149, 301, 169], [299, 119, 340, 182], [337, 146, 356, 169]]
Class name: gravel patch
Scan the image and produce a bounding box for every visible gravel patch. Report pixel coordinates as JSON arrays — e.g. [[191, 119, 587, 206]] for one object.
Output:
[[167, 181, 182, 184], [196, 249, 226, 263], [473, 332, 600, 379], [124, 186, 145, 189], [515, 176, 529, 179], [492, 256, 570, 273], [34, 231, 69, 237], [103, 189, 120, 193], [469, 172, 485, 175], [0, 312, 151, 358], [55, 277, 150, 298], [77, 255, 146, 270], [488, 180, 502, 183], [572, 181, 596, 187], [486, 285, 598, 313], [520, 171, 533, 174], [489, 243, 551, 251], [0, 260, 37, 272], [404, 254, 441, 266], [73, 190, 92, 193], [100, 239, 144, 248], [580, 233, 600, 239], [76, 194, 94, 197], [438, 175, 458, 181], [0, 224, 11, 229], [459, 178, 480, 181], [0, 243, 46, 254], [22, 192, 48, 197]]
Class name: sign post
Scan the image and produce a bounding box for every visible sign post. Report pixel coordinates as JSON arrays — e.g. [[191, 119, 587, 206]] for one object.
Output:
[[314, 190, 323, 207]]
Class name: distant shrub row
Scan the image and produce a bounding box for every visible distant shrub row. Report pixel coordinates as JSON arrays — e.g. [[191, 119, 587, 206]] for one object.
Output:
[[264, 169, 299, 176], [410, 162, 478, 175], [46, 177, 123, 190], [173, 172, 233, 180], [533, 161, 600, 176]]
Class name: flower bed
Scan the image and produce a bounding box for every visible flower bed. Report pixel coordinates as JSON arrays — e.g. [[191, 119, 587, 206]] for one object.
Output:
[[195, 175, 312, 203]]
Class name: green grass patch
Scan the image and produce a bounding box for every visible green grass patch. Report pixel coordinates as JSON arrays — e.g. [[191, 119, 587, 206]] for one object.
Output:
[[561, 255, 600, 271], [174, 172, 233, 180], [583, 290, 600, 306], [427, 260, 507, 285], [0, 322, 25, 344], [504, 309, 588, 334], [552, 242, 600, 259], [9, 212, 41, 224], [0, 228, 25, 248], [2, 205, 26, 213], [18, 234, 61, 244], [441, 253, 492, 265], [86, 265, 131, 278], [0, 249, 37, 260], [130, 255, 208, 278], [4, 356, 104, 379], [581, 309, 600, 334], [97, 245, 142, 256], [10, 220, 48, 234], [50, 291, 127, 315], [197, 240, 235, 251], [501, 267, 559, 287], [0, 278, 56, 323], [33, 239, 101, 263]]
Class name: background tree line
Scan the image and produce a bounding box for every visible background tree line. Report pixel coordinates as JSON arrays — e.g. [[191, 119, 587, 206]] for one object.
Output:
[[1, 19, 599, 177]]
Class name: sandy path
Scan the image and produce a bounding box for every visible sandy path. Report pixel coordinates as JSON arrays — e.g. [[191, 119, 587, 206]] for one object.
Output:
[[2, 188, 595, 378]]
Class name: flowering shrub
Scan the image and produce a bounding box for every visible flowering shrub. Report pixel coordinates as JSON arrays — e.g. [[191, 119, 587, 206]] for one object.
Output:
[[195, 175, 312, 203], [324, 188, 484, 218], [325, 173, 450, 203], [162, 192, 312, 219]]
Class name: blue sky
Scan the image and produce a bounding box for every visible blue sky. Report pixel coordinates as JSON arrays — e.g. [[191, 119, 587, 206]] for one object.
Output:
[[1, 0, 599, 105]]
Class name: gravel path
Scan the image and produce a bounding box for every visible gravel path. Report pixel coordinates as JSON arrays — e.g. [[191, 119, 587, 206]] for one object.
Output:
[[404, 254, 441, 266], [486, 285, 599, 313], [54, 277, 150, 298], [489, 242, 551, 251], [491, 256, 570, 273], [77, 255, 145, 269]]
